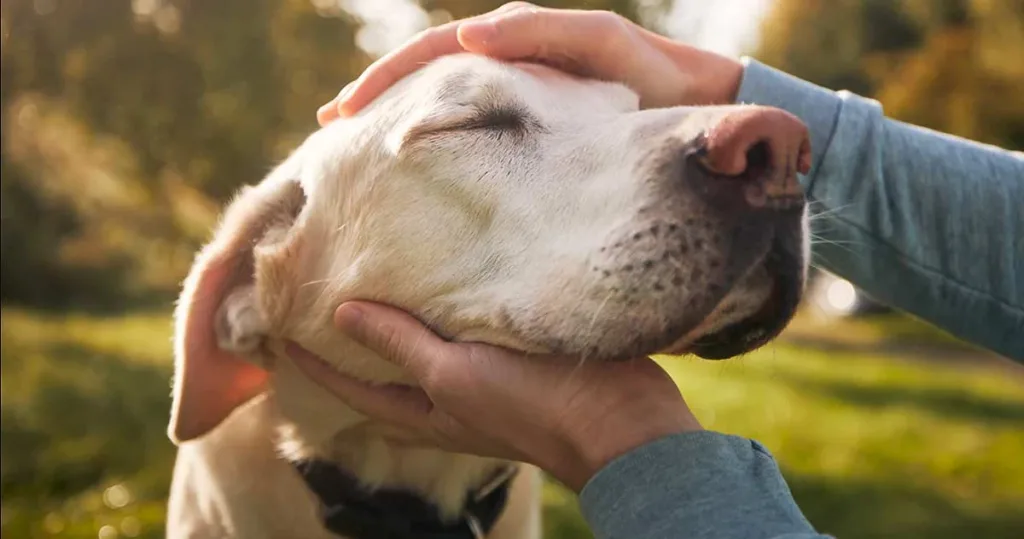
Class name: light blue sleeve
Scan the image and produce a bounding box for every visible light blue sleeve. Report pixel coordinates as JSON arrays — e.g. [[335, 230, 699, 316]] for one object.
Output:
[[579, 432, 830, 539], [736, 58, 1024, 361]]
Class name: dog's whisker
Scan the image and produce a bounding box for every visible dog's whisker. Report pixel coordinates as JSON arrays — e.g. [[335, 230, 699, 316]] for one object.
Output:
[[560, 289, 615, 390], [810, 237, 860, 246], [809, 237, 860, 256], [299, 278, 334, 288], [808, 231, 861, 244], [807, 203, 853, 221], [584, 290, 615, 342], [564, 278, 595, 330]]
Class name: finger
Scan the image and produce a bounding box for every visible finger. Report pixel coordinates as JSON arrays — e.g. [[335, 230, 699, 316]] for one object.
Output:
[[335, 2, 532, 117], [284, 341, 434, 428], [457, 8, 633, 76], [317, 82, 353, 126], [337, 27, 462, 116], [334, 301, 453, 379]]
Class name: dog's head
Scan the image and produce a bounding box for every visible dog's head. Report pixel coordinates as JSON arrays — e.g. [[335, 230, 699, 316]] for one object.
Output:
[[169, 54, 810, 443]]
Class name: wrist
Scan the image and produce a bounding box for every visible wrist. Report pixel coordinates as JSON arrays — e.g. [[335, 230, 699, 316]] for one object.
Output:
[[553, 407, 702, 491], [667, 44, 744, 105]]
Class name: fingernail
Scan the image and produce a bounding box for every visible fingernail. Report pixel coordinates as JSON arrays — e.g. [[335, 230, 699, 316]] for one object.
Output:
[[460, 19, 498, 44], [335, 303, 366, 333], [318, 83, 355, 122], [336, 82, 355, 104], [317, 100, 337, 121]]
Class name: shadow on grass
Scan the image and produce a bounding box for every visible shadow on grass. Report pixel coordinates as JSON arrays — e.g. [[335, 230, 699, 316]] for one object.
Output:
[[787, 471, 1024, 539], [778, 335, 1024, 374], [766, 371, 1024, 426]]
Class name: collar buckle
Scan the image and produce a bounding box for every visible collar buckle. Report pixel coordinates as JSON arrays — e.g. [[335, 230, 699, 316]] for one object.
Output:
[[464, 513, 485, 539], [462, 465, 518, 539], [472, 465, 518, 503]]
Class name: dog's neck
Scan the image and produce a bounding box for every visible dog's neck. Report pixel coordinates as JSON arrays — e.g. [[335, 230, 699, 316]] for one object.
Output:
[[264, 357, 510, 519]]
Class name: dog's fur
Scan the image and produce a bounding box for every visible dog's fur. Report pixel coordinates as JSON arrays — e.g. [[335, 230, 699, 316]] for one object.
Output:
[[166, 54, 809, 538]]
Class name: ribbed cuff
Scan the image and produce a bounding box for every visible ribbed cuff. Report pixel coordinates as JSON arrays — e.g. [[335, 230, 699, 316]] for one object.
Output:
[[734, 57, 845, 197], [579, 431, 819, 539]]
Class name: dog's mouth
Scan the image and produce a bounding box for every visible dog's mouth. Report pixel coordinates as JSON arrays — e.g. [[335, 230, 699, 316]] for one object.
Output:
[[687, 237, 804, 359]]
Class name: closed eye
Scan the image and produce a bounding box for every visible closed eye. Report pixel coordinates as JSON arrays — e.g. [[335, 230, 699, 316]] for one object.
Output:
[[399, 104, 541, 149], [461, 105, 529, 132]]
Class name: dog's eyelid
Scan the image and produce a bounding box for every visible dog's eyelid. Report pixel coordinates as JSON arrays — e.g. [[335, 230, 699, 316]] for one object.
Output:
[[399, 104, 539, 149], [465, 104, 531, 131]]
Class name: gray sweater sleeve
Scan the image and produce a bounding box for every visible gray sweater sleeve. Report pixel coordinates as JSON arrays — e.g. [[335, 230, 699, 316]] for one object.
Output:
[[577, 58, 1024, 539], [736, 58, 1024, 361], [579, 432, 829, 539]]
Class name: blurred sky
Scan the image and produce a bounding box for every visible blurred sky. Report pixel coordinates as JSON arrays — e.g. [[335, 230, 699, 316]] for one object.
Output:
[[341, 0, 773, 58], [664, 0, 773, 56]]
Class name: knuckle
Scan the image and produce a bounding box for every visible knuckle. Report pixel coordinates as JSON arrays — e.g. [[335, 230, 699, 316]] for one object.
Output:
[[508, 7, 550, 55], [418, 25, 442, 43], [414, 25, 436, 39], [418, 348, 466, 392], [417, 358, 447, 389], [429, 413, 464, 440], [377, 323, 407, 362], [513, 4, 545, 23], [498, 1, 533, 12], [411, 26, 442, 48], [591, 10, 627, 31], [590, 11, 631, 57]]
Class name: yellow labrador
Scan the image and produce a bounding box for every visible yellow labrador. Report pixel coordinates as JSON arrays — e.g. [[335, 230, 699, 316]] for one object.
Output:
[[166, 53, 811, 538]]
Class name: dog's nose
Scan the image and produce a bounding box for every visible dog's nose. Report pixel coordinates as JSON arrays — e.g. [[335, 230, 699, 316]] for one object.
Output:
[[695, 107, 810, 210]]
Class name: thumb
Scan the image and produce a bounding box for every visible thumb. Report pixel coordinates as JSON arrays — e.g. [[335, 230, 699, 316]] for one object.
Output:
[[457, 8, 631, 72], [334, 301, 451, 379], [284, 341, 434, 429]]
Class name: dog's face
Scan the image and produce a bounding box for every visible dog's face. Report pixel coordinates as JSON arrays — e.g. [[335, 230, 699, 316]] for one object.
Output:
[[169, 54, 809, 442]]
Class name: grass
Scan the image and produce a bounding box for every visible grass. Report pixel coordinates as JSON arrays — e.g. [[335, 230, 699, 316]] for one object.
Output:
[[2, 307, 1022, 539]]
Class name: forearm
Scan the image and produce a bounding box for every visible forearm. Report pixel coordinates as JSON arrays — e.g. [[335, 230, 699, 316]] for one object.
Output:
[[735, 59, 1024, 361], [579, 431, 829, 539]]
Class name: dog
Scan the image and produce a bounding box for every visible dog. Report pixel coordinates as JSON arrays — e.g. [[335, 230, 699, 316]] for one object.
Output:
[[165, 53, 811, 538]]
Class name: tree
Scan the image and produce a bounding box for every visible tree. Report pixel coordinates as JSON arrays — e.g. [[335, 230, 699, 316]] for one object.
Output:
[[1, 0, 367, 308], [755, 0, 1024, 149]]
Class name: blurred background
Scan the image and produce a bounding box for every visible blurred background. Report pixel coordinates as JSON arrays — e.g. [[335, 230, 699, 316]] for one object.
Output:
[[2, 1, 1022, 538]]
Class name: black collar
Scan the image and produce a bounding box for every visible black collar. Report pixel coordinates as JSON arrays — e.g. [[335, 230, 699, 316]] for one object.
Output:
[[292, 459, 517, 539]]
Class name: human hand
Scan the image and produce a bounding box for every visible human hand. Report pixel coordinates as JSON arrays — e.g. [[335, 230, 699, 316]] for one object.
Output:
[[317, 2, 744, 125], [285, 301, 702, 492]]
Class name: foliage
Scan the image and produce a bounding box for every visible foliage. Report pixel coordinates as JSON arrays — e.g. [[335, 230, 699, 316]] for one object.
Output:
[[2, 308, 1022, 538], [756, 0, 1024, 149], [1, 0, 367, 309]]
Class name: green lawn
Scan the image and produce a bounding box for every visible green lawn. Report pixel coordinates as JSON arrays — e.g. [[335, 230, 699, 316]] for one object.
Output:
[[2, 308, 1022, 539]]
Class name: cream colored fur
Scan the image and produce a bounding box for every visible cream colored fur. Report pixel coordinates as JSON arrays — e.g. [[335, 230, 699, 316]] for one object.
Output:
[[166, 54, 808, 538]]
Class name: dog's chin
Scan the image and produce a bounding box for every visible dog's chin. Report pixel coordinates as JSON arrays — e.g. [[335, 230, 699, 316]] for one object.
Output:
[[680, 257, 803, 360], [600, 252, 804, 362], [688, 279, 800, 359]]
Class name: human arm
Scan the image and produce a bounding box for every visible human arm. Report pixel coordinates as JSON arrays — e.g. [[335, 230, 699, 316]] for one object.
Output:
[[579, 432, 829, 539], [286, 302, 829, 539], [734, 60, 1024, 361]]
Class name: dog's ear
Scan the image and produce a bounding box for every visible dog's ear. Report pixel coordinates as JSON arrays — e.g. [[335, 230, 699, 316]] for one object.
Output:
[[168, 165, 307, 444]]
